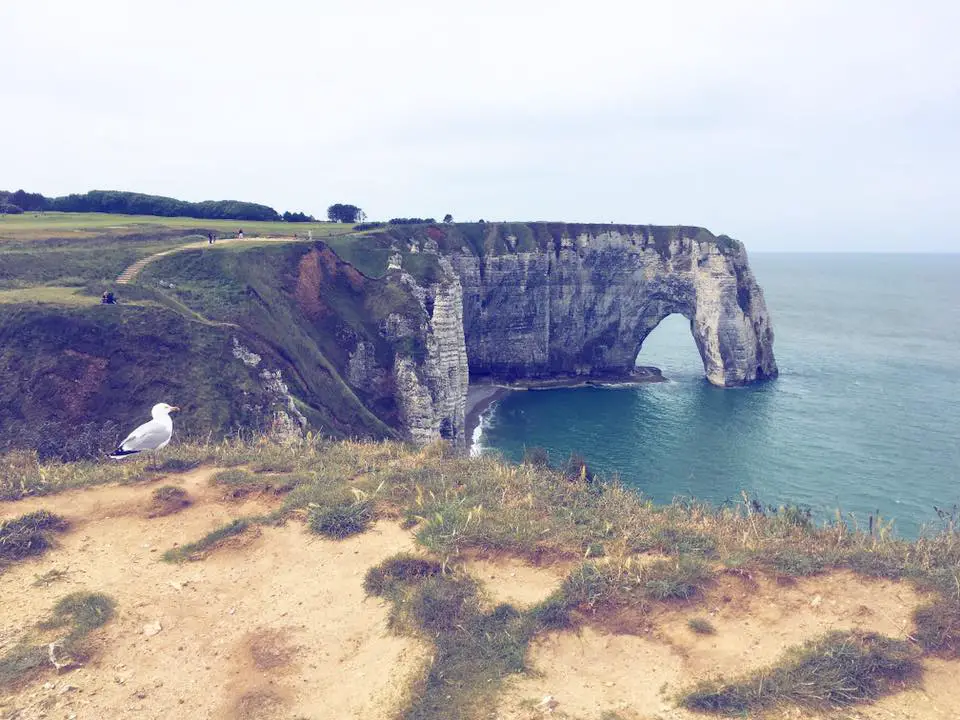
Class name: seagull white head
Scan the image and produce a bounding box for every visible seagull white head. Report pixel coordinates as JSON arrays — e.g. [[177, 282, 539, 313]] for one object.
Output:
[[151, 403, 180, 419]]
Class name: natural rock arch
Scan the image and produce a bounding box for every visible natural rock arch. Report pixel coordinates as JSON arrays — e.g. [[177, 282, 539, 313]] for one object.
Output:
[[446, 224, 777, 387]]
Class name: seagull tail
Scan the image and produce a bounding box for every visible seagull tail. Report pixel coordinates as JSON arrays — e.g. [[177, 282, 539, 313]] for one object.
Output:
[[109, 448, 140, 460]]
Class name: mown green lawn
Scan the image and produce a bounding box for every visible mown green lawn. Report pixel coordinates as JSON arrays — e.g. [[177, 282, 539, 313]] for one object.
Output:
[[0, 212, 354, 241]]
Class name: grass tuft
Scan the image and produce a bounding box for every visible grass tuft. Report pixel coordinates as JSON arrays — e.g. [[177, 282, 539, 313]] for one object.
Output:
[[153, 457, 200, 473], [0, 644, 48, 689], [149, 485, 191, 516], [0, 450, 46, 500], [1, 591, 116, 689], [0, 510, 69, 564], [913, 598, 960, 657], [688, 617, 716, 635], [39, 591, 116, 637], [32, 568, 71, 587], [528, 592, 574, 630], [680, 630, 921, 714], [308, 498, 373, 539], [363, 555, 442, 596], [766, 548, 826, 577], [365, 558, 535, 718], [643, 557, 715, 601], [162, 518, 250, 561], [213, 468, 301, 498]]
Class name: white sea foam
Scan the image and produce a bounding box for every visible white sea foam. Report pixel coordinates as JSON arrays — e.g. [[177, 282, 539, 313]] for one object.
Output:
[[469, 402, 497, 457]]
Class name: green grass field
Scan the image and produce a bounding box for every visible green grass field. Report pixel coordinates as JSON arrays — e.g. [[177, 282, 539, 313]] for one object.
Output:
[[0, 212, 353, 241], [0, 286, 101, 305]]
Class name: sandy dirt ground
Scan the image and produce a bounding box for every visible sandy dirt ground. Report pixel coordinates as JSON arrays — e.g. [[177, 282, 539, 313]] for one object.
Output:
[[3, 471, 959, 720], [0, 468, 427, 720], [464, 555, 573, 609], [498, 570, 959, 720]]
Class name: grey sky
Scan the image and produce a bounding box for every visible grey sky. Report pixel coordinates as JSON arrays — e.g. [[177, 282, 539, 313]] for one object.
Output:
[[3, 0, 958, 251]]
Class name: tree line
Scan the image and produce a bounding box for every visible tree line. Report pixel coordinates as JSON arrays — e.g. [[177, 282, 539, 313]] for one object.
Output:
[[1, 188, 456, 228], [0, 189, 318, 223]]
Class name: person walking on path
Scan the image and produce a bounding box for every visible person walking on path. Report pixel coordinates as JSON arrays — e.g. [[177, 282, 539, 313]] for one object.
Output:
[[237, 228, 244, 239], [208, 232, 214, 245]]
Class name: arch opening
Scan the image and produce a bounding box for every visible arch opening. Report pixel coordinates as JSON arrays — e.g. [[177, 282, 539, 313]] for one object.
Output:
[[633, 312, 709, 381]]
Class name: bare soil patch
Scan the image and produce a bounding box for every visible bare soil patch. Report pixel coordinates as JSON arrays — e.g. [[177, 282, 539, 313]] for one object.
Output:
[[464, 555, 574, 609], [0, 468, 427, 720]]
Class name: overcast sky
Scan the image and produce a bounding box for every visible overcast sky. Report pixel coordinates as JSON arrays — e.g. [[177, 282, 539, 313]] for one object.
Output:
[[2, 1, 958, 251]]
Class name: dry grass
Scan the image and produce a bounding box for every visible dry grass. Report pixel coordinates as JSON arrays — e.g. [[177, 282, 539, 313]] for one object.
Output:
[[0, 591, 116, 689], [9, 436, 960, 717], [162, 518, 253, 562], [680, 630, 921, 714], [148, 485, 191, 517], [0, 510, 69, 566]]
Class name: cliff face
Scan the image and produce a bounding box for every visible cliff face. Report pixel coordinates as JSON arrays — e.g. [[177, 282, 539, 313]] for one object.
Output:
[[1, 224, 775, 460], [386, 223, 777, 387], [379, 259, 469, 445]]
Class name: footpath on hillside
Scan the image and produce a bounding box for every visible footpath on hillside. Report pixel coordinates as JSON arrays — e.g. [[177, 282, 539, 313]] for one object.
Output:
[[115, 235, 314, 285]]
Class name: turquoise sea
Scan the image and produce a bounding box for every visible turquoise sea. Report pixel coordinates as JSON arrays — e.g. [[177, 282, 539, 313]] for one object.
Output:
[[476, 254, 960, 538]]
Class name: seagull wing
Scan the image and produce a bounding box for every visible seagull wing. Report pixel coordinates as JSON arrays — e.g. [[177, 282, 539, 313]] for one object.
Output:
[[110, 418, 172, 458]]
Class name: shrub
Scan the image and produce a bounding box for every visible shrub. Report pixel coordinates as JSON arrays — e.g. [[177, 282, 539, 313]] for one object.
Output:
[[562, 453, 593, 482]]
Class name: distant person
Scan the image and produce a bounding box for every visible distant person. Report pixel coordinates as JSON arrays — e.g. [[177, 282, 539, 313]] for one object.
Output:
[[308, 230, 312, 240], [208, 232, 214, 245], [237, 228, 244, 239], [100, 291, 116, 305]]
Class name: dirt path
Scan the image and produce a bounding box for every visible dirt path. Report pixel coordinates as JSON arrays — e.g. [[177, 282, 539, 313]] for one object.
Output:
[[114, 236, 316, 285], [0, 469, 427, 720]]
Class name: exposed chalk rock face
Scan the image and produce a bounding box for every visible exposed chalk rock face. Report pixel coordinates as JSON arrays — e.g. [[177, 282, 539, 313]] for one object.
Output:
[[391, 223, 778, 387], [380, 259, 469, 444]]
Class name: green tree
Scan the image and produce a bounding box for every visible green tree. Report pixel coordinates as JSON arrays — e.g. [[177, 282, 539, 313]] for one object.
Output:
[[443, 213, 453, 223], [327, 203, 363, 223]]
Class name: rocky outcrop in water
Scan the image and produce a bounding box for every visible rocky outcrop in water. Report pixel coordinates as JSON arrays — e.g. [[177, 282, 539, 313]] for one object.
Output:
[[387, 223, 777, 387]]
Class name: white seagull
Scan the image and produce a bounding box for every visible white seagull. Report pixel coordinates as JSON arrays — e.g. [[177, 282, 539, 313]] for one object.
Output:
[[109, 403, 180, 459]]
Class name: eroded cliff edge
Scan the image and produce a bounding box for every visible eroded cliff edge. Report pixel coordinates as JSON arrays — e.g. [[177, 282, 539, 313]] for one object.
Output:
[[382, 223, 777, 387], [0, 224, 776, 459]]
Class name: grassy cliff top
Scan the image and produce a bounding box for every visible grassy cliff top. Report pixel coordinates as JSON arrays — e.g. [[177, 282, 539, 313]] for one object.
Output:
[[0, 437, 957, 718], [375, 221, 743, 258], [0, 211, 353, 242]]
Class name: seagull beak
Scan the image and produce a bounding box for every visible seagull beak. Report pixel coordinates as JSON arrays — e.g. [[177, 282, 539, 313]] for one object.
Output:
[[170, 406, 180, 413]]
